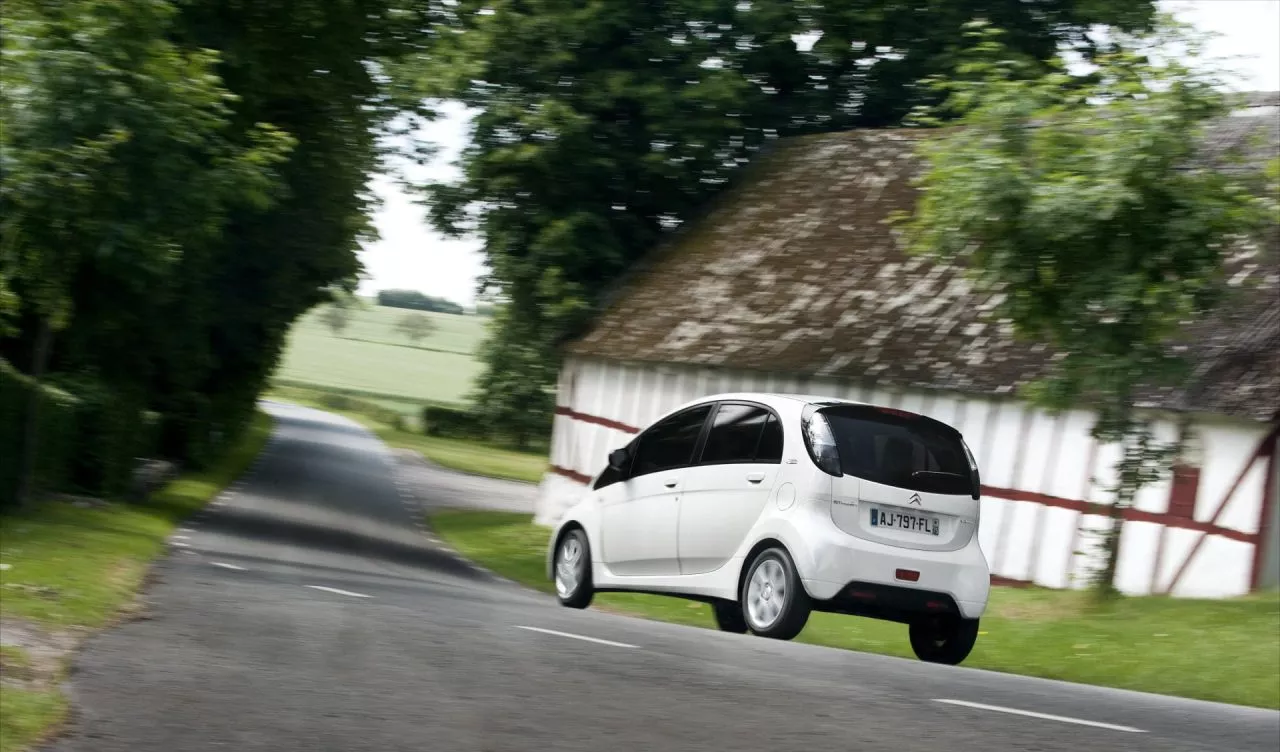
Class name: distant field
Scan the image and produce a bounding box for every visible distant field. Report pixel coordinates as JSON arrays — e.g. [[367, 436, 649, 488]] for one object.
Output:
[[274, 303, 489, 407]]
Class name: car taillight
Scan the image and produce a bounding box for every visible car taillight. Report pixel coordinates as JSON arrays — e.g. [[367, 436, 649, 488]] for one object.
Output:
[[801, 405, 843, 477]]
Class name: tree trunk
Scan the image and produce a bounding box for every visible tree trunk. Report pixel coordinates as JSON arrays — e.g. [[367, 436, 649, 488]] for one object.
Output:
[[16, 318, 54, 508], [1095, 504, 1124, 599]]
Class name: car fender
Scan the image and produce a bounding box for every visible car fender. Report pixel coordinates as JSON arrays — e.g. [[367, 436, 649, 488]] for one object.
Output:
[[544, 495, 603, 581], [738, 512, 822, 589]]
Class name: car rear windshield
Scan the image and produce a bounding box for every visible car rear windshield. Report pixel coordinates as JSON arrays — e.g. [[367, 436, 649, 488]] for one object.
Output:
[[818, 405, 973, 495]]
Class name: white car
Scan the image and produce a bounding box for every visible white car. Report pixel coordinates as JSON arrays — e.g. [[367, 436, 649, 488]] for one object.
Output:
[[547, 393, 991, 664]]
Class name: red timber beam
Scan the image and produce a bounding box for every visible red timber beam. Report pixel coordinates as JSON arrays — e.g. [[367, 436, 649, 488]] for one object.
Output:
[[1161, 422, 1280, 594]]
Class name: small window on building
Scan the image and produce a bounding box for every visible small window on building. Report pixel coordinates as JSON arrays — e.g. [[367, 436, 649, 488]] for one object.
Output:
[[700, 404, 779, 465], [1167, 431, 1203, 519], [632, 405, 713, 476]]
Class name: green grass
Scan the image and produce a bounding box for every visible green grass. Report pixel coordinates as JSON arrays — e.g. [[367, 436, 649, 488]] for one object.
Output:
[[0, 411, 274, 628], [430, 509, 1280, 709], [0, 683, 65, 752], [274, 303, 488, 406]]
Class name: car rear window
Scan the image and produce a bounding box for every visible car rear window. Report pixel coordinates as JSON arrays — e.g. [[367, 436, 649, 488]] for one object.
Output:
[[819, 406, 973, 495]]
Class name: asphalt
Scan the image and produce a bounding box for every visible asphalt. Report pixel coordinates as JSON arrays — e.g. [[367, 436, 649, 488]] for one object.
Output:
[[45, 401, 1280, 752]]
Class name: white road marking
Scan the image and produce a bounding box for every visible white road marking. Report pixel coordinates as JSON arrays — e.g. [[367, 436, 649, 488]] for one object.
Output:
[[932, 700, 1146, 733], [514, 625, 639, 649], [172, 535, 190, 541], [211, 562, 246, 571], [171, 541, 190, 548], [305, 585, 372, 599]]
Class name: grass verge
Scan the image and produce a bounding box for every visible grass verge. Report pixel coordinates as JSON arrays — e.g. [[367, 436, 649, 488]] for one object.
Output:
[[430, 509, 1280, 710], [264, 389, 547, 484], [0, 682, 65, 752], [0, 411, 273, 752]]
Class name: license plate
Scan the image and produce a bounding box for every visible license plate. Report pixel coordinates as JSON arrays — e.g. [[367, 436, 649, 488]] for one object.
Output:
[[870, 507, 940, 536]]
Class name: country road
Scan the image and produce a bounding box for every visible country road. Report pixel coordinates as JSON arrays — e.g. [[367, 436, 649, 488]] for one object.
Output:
[[46, 401, 1280, 752]]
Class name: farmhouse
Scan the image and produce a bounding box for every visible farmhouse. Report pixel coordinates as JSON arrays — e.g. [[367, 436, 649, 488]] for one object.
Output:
[[536, 94, 1280, 599]]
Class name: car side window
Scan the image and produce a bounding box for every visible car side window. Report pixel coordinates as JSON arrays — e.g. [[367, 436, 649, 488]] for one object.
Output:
[[632, 405, 712, 477], [756, 414, 783, 462], [593, 463, 623, 490], [699, 404, 782, 465]]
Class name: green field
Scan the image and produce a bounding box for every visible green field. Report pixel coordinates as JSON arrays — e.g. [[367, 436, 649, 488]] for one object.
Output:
[[431, 510, 1280, 710], [274, 302, 489, 408]]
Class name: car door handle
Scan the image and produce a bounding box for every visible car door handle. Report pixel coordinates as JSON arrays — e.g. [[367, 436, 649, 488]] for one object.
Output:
[[664, 481, 678, 488], [746, 473, 765, 483]]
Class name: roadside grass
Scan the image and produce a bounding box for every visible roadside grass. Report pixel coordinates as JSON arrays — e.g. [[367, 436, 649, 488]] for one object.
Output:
[[430, 509, 1280, 709], [264, 389, 547, 484], [275, 303, 487, 406], [0, 411, 274, 628], [0, 681, 65, 752]]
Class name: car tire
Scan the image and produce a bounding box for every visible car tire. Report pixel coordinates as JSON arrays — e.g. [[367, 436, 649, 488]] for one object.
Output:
[[553, 528, 594, 609], [711, 600, 748, 633], [908, 615, 979, 665], [740, 547, 810, 640]]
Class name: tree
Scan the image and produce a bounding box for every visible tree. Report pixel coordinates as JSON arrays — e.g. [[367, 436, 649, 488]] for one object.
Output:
[[321, 306, 351, 336], [901, 19, 1275, 597], [423, 0, 1156, 443], [396, 313, 436, 344], [1, 0, 293, 502], [1, 0, 446, 500], [377, 289, 465, 315]]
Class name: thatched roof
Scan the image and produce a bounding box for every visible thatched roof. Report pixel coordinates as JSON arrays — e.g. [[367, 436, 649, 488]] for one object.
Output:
[[568, 96, 1280, 422]]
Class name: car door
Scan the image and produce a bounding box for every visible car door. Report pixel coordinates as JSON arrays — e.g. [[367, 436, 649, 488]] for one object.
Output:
[[600, 404, 713, 577], [677, 402, 785, 575]]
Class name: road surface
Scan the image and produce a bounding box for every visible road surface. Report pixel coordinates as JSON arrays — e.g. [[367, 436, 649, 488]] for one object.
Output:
[[47, 402, 1280, 751]]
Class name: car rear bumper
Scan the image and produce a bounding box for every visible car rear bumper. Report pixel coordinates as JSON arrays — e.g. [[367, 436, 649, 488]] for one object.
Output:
[[800, 530, 990, 621]]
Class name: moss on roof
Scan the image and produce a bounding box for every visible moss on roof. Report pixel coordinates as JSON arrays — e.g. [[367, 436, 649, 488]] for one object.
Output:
[[568, 104, 1280, 422]]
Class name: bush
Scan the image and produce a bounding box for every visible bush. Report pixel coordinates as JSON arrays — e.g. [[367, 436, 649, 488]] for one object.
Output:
[[48, 373, 158, 499], [0, 358, 79, 507], [421, 404, 485, 441]]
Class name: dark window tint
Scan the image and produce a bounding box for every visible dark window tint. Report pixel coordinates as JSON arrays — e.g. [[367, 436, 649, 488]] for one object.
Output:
[[699, 404, 784, 464], [757, 414, 784, 462], [633, 405, 712, 476], [594, 464, 623, 490], [821, 406, 971, 495]]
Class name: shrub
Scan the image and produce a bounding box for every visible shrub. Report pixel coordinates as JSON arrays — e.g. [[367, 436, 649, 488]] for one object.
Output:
[[48, 373, 157, 498], [421, 404, 485, 441], [0, 359, 79, 507]]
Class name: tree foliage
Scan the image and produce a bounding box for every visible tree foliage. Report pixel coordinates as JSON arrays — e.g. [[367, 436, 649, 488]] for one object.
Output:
[[377, 289, 466, 315], [396, 312, 436, 343], [423, 0, 1157, 440], [1, 0, 441, 500], [901, 18, 1274, 595], [322, 306, 351, 336]]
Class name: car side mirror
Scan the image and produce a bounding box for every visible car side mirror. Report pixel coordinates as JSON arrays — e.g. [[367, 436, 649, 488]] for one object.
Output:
[[607, 448, 630, 473]]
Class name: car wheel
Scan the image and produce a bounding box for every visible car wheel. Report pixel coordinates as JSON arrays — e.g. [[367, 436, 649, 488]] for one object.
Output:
[[909, 615, 979, 665], [740, 547, 810, 640], [711, 600, 748, 633], [554, 528, 594, 609]]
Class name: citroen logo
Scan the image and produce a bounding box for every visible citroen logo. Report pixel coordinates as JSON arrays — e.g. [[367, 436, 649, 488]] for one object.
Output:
[[909, 493, 922, 505]]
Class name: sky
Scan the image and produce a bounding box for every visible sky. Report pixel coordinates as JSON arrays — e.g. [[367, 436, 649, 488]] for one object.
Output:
[[355, 0, 1280, 308]]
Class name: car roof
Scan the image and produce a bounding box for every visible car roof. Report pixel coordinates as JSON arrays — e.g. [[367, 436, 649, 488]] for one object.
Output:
[[667, 392, 868, 414]]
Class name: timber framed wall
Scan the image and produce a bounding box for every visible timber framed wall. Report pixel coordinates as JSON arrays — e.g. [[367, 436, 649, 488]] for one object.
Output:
[[536, 356, 1280, 598]]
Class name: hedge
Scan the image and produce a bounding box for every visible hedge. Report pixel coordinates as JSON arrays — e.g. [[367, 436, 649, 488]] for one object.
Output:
[[49, 373, 159, 498], [421, 404, 485, 441], [0, 359, 79, 508]]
